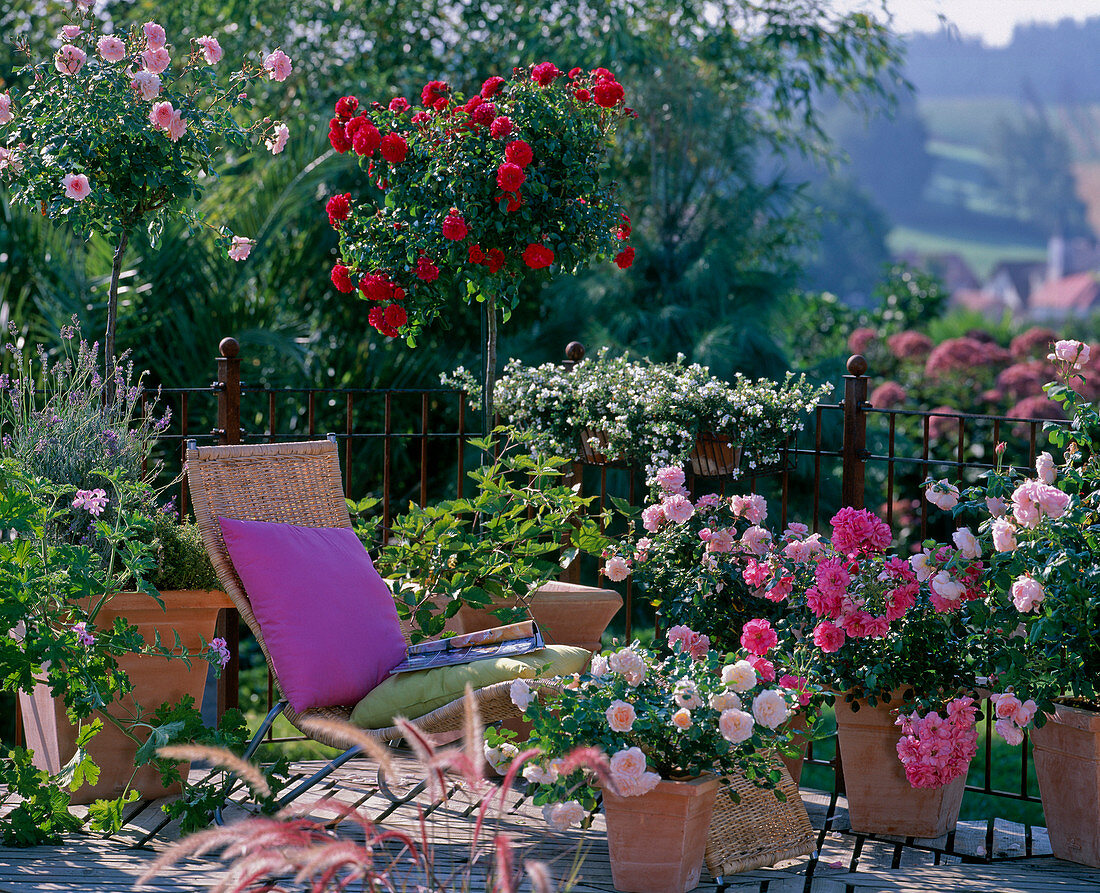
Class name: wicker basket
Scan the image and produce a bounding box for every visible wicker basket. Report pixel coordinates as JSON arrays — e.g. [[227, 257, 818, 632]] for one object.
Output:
[[703, 764, 816, 878], [578, 427, 625, 466], [688, 433, 742, 477]]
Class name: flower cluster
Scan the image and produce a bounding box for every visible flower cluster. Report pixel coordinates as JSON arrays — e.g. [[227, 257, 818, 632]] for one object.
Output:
[[895, 697, 979, 788], [518, 635, 806, 828], [327, 65, 633, 340]]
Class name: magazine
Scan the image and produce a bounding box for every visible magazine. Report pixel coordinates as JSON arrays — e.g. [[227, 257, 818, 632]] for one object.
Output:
[[388, 620, 544, 674]]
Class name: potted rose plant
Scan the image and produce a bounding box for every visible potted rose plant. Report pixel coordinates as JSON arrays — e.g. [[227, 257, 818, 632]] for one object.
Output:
[[515, 632, 812, 893], [325, 65, 633, 432], [0, 7, 293, 372], [925, 338, 1100, 866]]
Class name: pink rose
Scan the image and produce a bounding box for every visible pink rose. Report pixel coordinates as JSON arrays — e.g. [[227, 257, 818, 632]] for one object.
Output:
[[655, 466, 686, 495], [62, 172, 90, 201], [671, 707, 692, 730], [718, 708, 755, 744], [604, 555, 630, 582], [992, 692, 1022, 719], [1049, 339, 1090, 369], [55, 45, 86, 76], [1036, 483, 1069, 519], [97, 36, 127, 63], [740, 525, 772, 556], [608, 648, 646, 686], [740, 618, 778, 656], [991, 518, 1017, 552], [662, 493, 694, 524], [995, 717, 1024, 746], [779, 674, 812, 707], [605, 699, 636, 732], [0, 93, 10, 124], [265, 122, 289, 155], [926, 480, 960, 511], [143, 22, 167, 49], [705, 528, 734, 553], [1015, 699, 1038, 727], [748, 654, 776, 682], [131, 70, 161, 100], [986, 496, 1007, 517], [264, 49, 293, 82], [1011, 574, 1044, 612], [751, 689, 789, 730], [227, 236, 254, 261], [609, 747, 660, 797], [166, 110, 187, 142], [197, 35, 223, 64], [783, 539, 813, 562], [812, 621, 846, 653], [674, 680, 702, 709], [1036, 452, 1056, 485], [141, 47, 171, 74], [952, 527, 981, 560], [931, 570, 965, 603], [785, 522, 809, 538], [61, 25, 83, 40], [641, 503, 666, 532], [149, 101, 175, 130]]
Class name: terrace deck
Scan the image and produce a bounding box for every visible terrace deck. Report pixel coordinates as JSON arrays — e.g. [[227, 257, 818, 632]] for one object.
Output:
[[1, 751, 1098, 892]]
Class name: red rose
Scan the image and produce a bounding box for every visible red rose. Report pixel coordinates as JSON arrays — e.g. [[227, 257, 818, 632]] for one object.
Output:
[[368, 306, 385, 330], [532, 62, 562, 86], [432, 97, 449, 112], [471, 101, 496, 127], [591, 67, 615, 81], [463, 95, 483, 114], [393, 286, 406, 301], [415, 256, 440, 282], [574, 88, 591, 103], [328, 123, 351, 154], [486, 248, 505, 274], [421, 80, 449, 107], [481, 76, 506, 98], [618, 213, 632, 240], [523, 243, 555, 269], [496, 162, 525, 192], [359, 273, 393, 302], [384, 303, 408, 329], [615, 246, 635, 269], [388, 97, 410, 113], [568, 67, 582, 78], [496, 192, 523, 213], [352, 122, 381, 156], [325, 192, 351, 227], [490, 116, 514, 139], [442, 209, 469, 241], [468, 244, 486, 264], [330, 264, 354, 293], [344, 115, 367, 140], [594, 80, 625, 108], [505, 140, 533, 168], [380, 132, 408, 163], [335, 96, 359, 119], [411, 111, 431, 124]]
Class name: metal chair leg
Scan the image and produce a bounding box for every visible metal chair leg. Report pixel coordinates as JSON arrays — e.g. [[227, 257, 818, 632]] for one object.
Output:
[[214, 700, 287, 825]]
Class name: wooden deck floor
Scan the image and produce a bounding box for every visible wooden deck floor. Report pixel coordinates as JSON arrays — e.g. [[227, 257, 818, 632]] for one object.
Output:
[[1, 752, 1099, 892]]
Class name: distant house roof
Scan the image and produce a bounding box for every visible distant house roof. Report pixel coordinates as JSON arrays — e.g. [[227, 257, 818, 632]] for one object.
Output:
[[950, 288, 1005, 316], [987, 261, 1046, 305], [1028, 272, 1100, 315]]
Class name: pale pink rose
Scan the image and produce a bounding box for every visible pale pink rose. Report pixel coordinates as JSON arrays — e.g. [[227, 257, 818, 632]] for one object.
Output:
[[608, 648, 646, 685], [740, 525, 772, 556], [609, 747, 660, 796], [634, 537, 652, 561], [751, 689, 789, 730], [995, 717, 1024, 746], [641, 503, 665, 532], [55, 45, 87, 76], [523, 763, 556, 784], [1036, 452, 1056, 485], [992, 692, 1022, 719], [783, 538, 813, 562], [509, 678, 533, 710], [709, 691, 741, 711], [605, 699, 636, 732], [542, 800, 584, 831], [931, 570, 965, 603], [655, 466, 686, 494], [197, 35, 223, 64], [150, 101, 175, 130], [166, 110, 187, 142], [673, 680, 702, 709], [926, 480, 960, 511], [131, 70, 161, 100], [991, 518, 1017, 552], [604, 555, 630, 582], [721, 660, 757, 692], [62, 172, 90, 201], [743, 494, 768, 524], [263, 48, 293, 82], [1049, 339, 1090, 369], [1036, 484, 1069, 520], [1011, 481, 1041, 528], [985, 496, 1007, 517], [718, 708, 755, 744], [61, 25, 83, 40], [663, 493, 694, 524], [265, 122, 289, 155], [97, 36, 127, 63], [1015, 699, 1038, 727], [141, 47, 171, 74], [589, 654, 609, 678], [1011, 575, 1044, 612], [705, 528, 734, 553], [0, 93, 10, 124], [616, 771, 661, 797], [228, 236, 255, 262], [143, 22, 167, 49], [785, 522, 809, 538], [672, 708, 692, 731], [952, 527, 981, 560]]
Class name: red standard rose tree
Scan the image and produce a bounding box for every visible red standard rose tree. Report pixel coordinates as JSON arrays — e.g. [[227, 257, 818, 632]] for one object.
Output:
[[325, 64, 633, 430]]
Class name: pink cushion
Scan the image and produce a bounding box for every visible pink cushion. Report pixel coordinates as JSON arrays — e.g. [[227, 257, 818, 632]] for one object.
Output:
[[218, 518, 407, 714]]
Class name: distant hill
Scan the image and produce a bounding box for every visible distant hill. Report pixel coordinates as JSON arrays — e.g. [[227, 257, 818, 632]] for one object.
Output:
[[905, 18, 1100, 102]]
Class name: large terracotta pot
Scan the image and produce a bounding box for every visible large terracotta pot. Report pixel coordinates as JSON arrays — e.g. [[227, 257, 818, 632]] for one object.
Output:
[[19, 590, 232, 805], [602, 774, 719, 893], [833, 694, 970, 838], [1031, 702, 1100, 867], [454, 581, 622, 654]]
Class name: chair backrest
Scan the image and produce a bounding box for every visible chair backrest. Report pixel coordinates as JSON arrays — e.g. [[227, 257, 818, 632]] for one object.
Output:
[[185, 437, 353, 656]]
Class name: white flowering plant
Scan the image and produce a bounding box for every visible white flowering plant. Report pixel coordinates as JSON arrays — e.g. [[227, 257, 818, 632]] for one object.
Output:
[[447, 350, 828, 482], [513, 633, 808, 829], [0, 5, 292, 364]]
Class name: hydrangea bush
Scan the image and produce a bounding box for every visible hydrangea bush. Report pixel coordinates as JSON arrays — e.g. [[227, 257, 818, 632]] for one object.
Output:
[[0, 6, 293, 365]]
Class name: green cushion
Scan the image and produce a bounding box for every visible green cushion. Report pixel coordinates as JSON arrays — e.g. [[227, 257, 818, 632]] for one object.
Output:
[[350, 645, 590, 730]]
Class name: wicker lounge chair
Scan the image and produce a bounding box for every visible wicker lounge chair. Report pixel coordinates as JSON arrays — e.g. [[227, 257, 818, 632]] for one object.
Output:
[[185, 436, 532, 814]]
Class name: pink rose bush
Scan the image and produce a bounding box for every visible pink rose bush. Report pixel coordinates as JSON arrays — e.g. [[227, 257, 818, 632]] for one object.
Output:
[[895, 698, 979, 788], [518, 634, 810, 828]]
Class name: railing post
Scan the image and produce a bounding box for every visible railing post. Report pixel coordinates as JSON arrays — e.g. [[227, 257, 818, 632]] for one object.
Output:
[[841, 354, 869, 511], [212, 336, 241, 715]]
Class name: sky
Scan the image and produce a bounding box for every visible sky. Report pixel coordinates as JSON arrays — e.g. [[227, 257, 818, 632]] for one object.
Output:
[[838, 0, 1100, 46]]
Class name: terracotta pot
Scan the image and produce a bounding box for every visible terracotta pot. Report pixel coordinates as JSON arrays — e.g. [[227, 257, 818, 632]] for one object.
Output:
[[603, 774, 719, 893], [688, 434, 742, 478], [1031, 702, 1100, 867], [455, 581, 622, 654], [19, 590, 232, 805], [834, 694, 970, 838], [779, 712, 809, 785]]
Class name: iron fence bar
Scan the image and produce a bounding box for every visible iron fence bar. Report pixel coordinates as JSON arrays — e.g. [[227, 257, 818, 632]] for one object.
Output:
[[420, 393, 429, 508], [345, 393, 354, 496], [383, 392, 392, 545]]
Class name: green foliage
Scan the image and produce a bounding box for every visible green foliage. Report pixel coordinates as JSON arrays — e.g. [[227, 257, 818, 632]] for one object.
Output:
[[371, 430, 610, 642], [0, 747, 83, 846], [151, 514, 221, 592]]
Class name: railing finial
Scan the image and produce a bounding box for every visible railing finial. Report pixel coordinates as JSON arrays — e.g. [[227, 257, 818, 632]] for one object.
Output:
[[847, 354, 868, 377], [219, 336, 240, 359], [565, 341, 586, 363]]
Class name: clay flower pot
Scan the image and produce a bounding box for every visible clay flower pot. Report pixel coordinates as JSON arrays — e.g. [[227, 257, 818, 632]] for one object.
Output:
[[834, 694, 970, 838], [1031, 702, 1100, 867], [19, 589, 232, 805], [602, 774, 719, 893]]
